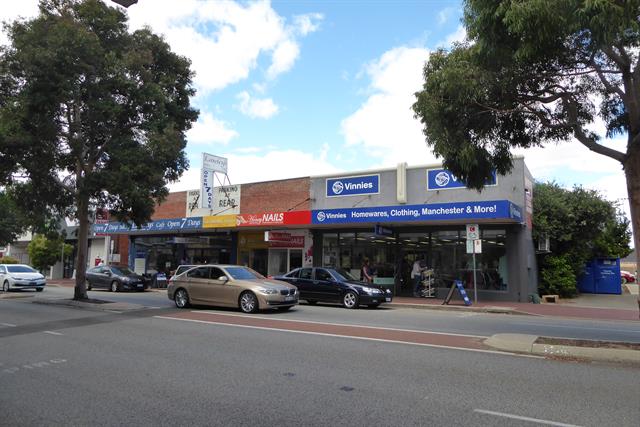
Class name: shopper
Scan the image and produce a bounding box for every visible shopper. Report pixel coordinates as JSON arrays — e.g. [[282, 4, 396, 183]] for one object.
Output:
[[411, 258, 425, 297], [361, 258, 373, 283]]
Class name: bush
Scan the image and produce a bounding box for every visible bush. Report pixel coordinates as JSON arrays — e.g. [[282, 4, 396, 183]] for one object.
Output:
[[0, 256, 19, 264], [539, 255, 577, 298]]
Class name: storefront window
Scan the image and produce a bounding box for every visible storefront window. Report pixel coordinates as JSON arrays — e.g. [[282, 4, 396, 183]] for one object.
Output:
[[322, 233, 338, 267]]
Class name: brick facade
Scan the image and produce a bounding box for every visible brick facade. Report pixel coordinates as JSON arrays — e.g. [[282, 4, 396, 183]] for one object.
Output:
[[151, 191, 187, 220], [240, 177, 310, 213]]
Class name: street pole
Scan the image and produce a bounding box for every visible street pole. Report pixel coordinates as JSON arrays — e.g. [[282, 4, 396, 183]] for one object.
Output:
[[472, 247, 477, 304]]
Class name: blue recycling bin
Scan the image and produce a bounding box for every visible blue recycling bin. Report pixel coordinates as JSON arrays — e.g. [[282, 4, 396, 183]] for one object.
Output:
[[578, 258, 621, 295]]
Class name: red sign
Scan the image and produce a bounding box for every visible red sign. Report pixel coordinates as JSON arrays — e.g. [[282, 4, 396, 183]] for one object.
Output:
[[265, 231, 305, 248], [237, 210, 311, 227], [95, 209, 110, 236]]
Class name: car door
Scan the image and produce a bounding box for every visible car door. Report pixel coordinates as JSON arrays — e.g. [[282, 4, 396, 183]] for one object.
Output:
[[0, 265, 6, 283], [295, 268, 314, 299], [207, 267, 236, 306], [185, 266, 212, 304], [314, 268, 341, 302], [86, 267, 99, 287]]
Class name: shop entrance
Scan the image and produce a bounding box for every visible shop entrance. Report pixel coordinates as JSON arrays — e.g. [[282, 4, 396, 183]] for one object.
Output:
[[268, 248, 303, 277]]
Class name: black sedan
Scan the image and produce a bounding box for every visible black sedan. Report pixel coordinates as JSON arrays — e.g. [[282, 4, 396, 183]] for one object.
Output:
[[274, 267, 392, 309], [86, 265, 147, 292]]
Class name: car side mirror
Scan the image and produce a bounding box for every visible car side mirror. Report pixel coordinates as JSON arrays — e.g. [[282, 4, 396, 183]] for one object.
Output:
[[106, 272, 112, 277], [218, 275, 229, 282]]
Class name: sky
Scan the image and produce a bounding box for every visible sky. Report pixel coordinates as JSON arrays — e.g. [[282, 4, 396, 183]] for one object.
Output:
[[0, 0, 631, 222]]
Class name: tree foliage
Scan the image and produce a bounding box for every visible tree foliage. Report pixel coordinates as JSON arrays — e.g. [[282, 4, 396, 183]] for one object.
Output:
[[27, 234, 73, 273], [413, 0, 640, 269], [533, 182, 631, 280], [0, 256, 19, 264], [540, 255, 577, 297], [0, 0, 198, 299], [0, 191, 29, 246]]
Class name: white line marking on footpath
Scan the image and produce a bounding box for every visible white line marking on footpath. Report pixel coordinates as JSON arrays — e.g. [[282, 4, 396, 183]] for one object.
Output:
[[156, 315, 544, 359], [0, 323, 17, 327], [191, 310, 488, 338], [43, 331, 63, 336], [474, 409, 583, 427]]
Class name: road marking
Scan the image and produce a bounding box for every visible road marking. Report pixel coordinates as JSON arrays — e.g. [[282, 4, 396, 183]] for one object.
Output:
[[192, 310, 488, 338], [43, 331, 63, 336], [156, 315, 539, 358], [0, 323, 17, 327], [104, 310, 123, 314], [514, 321, 640, 333], [474, 409, 582, 426]]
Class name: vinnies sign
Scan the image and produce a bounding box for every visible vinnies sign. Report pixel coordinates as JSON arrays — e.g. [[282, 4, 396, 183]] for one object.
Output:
[[326, 174, 380, 197]]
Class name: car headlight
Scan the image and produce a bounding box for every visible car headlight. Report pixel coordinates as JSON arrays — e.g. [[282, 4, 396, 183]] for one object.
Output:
[[256, 288, 278, 295], [360, 287, 382, 294]]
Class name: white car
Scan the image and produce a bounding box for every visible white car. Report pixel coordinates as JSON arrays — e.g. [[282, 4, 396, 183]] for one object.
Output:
[[0, 264, 46, 292]]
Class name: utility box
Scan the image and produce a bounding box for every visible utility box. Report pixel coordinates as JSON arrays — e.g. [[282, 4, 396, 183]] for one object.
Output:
[[578, 258, 621, 295]]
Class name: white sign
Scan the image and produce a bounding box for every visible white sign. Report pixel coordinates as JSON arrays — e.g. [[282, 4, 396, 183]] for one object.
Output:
[[466, 239, 482, 254], [188, 186, 241, 216], [200, 168, 214, 209], [202, 153, 228, 174], [466, 223, 479, 240]]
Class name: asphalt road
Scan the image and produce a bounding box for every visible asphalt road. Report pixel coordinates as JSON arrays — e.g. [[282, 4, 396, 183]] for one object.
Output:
[[1, 293, 639, 426], [33, 286, 640, 343]]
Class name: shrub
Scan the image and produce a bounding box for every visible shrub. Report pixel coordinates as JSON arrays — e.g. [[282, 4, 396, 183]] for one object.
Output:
[[540, 255, 577, 298], [0, 256, 19, 264]]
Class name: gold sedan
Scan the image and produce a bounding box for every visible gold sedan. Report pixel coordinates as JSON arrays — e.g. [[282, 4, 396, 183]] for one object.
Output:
[[167, 265, 298, 313]]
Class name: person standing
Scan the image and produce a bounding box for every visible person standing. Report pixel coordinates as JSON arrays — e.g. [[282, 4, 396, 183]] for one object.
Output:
[[411, 258, 424, 297], [361, 258, 373, 283]]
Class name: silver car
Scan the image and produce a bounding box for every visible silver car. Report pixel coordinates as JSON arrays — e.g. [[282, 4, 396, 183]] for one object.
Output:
[[0, 264, 47, 292]]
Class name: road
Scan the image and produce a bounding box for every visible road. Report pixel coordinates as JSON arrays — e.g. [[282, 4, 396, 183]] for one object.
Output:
[[1, 288, 639, 426]]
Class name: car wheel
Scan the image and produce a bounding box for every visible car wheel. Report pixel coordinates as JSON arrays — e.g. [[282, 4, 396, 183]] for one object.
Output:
[[110, 281, 119, 292], [306, 300, 317, 305], [342, 291, 359, 309], [86, 280, 92, 291], [2, 280, 9, 292], [174, 288, 190, 309], [36, 287, 44, 292], [239, 291, 259, 314]]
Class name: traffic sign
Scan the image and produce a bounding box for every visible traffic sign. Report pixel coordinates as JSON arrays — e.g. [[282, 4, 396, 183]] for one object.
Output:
[[466, 223, 479, 240]]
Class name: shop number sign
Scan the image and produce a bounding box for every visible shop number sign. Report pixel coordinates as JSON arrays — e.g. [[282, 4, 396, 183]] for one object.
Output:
[[466, 224, 479, 240]]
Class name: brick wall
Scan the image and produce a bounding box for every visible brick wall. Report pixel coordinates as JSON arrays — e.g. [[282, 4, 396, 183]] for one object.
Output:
[[151, 191, 187, 219], [240, 177, 310, 213]]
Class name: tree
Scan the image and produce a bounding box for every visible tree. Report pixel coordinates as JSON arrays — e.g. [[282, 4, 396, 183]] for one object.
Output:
[[0, 0, 198, 299], [27, 234, 73, 274], [413, 0, 640, 275], [533, 182, 631, 290], [0, 192, 28, 246]]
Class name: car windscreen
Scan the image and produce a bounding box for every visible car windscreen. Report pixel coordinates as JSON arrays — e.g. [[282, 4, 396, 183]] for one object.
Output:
[[111, 266, 134, 276], [7, 265, 37, 273], [333, 268, 357, 281], [225, 267, 265, 280]]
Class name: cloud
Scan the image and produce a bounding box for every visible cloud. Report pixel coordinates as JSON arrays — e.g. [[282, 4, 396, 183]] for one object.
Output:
[[168, 148, 341, 192], [187, 112, 238, 145], [0, 1, 39, 46], [341, 46, 438, 166], [125, 0, 322, 94], [438, 25, 467, 48], [437, 7, 455, 26], [236, 91, 279, 119]]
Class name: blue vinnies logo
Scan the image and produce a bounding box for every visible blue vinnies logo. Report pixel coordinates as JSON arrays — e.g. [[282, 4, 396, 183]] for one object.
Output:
[[434, 171, 450, 187], [316, 211, 326, 222], [332, 181, 344, 195]]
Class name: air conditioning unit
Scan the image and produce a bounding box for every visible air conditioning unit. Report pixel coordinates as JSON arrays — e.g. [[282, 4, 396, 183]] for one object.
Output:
[[537, 235, 550, 252]]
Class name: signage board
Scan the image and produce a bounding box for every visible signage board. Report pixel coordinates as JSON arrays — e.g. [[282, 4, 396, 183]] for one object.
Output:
[[237, 210, 311, 227], [427, 168, 497, 191], [188, 186, 241, 216], [313, 200, 523, 225], [203, 214, 237, 228], [264, 231, 305, 248], [466, 223, 479, 240], [466, 239, 482, 254], [202, 153, 228, 174], [93, 217, 203, 234], [326, 174, 380, 197], [374, 225, 394, 237], [200, 168, 214, 209]]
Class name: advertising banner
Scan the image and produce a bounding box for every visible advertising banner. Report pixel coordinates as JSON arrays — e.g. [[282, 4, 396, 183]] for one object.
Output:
[[427, 168, 497, 191], [203, 214, 237, 228], [264, 231, 305, 248], [326, 174, 380, 197], [200, 168, 214, 209], [202, 153, 228, 174], [187, 185, 240, 216], [237, 210, 311, 227], [312, 200, 523, 225], [93, 217, 203, 234]]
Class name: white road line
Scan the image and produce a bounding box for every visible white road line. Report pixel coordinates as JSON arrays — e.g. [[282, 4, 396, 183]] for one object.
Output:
[[0, 323, 17, 327], [156, 315, 544, 359], [191, 310, 488, 338], [43, 331, 63, 336], [104, 310, 122, 314], [474, 409, 583, 427]]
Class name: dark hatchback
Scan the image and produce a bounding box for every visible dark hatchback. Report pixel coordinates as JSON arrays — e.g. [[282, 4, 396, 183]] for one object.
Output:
[[274, 267, 392, 309], [86, 265, 147, 292]]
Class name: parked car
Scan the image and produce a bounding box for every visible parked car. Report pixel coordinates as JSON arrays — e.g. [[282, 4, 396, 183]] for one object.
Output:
[[621, 270, 636, 284], [0, 264, 46, 292], [170, 264, 197, 279], [86, 265, 147, 292], [274, 267, 393, 309], [167, 265, 298, 313]]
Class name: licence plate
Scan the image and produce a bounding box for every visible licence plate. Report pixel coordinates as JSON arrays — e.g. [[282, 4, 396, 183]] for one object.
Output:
[[285, 296, 295, 301], [137, 284, 143, 288], [385, 297, 391, 302]]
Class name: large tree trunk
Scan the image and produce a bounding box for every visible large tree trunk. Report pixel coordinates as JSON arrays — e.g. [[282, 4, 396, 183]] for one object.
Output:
[[73, 195, 89, 300], [624, 142, 640, 280]]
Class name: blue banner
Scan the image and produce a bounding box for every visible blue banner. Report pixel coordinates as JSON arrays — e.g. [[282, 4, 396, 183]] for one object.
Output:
[[312, 200, 523, 225], [427, 169, 497, 190], [326, 174, 379, 197], [93, 217, 203, 234]]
